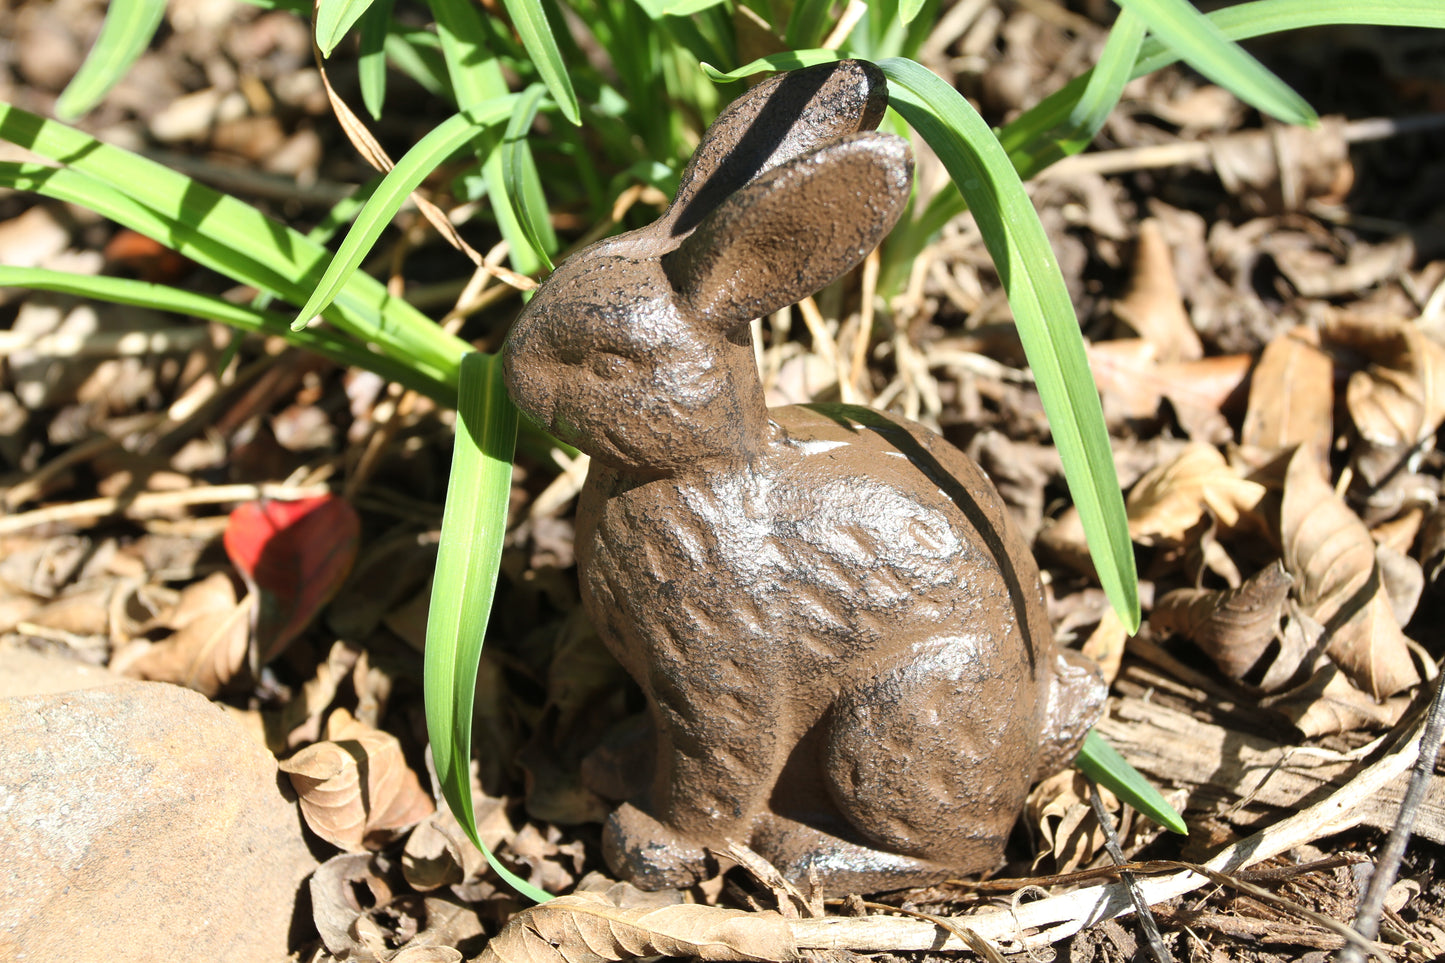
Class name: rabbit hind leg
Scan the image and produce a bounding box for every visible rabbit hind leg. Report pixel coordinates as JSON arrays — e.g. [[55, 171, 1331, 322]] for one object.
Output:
[[820, 639, 1042, 876]]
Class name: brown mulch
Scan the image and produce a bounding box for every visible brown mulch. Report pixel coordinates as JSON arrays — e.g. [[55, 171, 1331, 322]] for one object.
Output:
[[4, 1, 1445, 960]]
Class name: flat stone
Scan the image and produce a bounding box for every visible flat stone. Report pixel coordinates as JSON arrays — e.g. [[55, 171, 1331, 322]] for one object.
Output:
[[0, 678, 320, 962]]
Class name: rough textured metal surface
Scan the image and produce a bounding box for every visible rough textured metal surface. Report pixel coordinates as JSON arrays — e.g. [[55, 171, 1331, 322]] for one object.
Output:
[[503, 60, 1106, 894]]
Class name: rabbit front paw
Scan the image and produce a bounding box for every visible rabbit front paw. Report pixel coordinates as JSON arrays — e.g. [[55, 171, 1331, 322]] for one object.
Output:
[[602, 802, 718, 891]]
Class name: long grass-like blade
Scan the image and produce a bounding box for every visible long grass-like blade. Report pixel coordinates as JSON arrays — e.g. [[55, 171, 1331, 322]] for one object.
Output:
[[898, 0, 927, 26], [785, 0, 839, 49], [502, 84, 557, 272], [55, 0, 167, 121], [1117, 0, 1314, 125], [0, 161, 465, 400], [357, 0, 397, 120], [1076, 729, 1187, 834], [495, 0, 581, 125], [0, 103, 468, 383], [634, 0, 729, 16], [0, 266, 451, 401], [701, 49, 841, 82], [1132, 0, 1445, 75], [431, 0, 547, 276], [424, 353, 548, 903], [929, 2, 1445, 261], [878, 58, 1139, 632], [316, 0, 381, 57], [886, 9, 1145, 291], [290, 102, 515, 331]]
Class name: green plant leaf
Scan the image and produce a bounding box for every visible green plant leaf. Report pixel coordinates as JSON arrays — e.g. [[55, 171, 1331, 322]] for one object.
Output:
[[634, 0, 728, 17], [878, 57, 1139, 632], [290, 102, 516, 332], [0, 265, 450, 401], [496, 0, 581, 126], [0, 103, 469, 388], [785, 0, 839, 48], [1116, 0, 1314, 125], [898, 0, 927, 26], [357, 0, 397, 120], [502, 84, 557, 272], [55, 0, 167, 121], [1131, 0, 1445, 75], [424, 353, 548, 903], [316, 0, 380, 56], [1076, 729, 1187, 834], [882, 8, 1146, 293], [431, 0, 548, 276], [701, 49, 842, 82]]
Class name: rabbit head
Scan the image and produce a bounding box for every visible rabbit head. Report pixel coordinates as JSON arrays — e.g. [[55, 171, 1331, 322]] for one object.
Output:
[[503, 61, 914, 472]]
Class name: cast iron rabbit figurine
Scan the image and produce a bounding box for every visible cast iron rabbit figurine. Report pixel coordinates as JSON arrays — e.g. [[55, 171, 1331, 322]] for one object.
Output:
[[502, 60, 1107, 894]]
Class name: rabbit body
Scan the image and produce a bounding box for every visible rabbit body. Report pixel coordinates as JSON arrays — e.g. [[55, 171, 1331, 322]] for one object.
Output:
[[502, 60, 1105, 894]]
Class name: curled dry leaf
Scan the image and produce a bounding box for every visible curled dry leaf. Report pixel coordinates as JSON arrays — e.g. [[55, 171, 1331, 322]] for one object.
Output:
[[118, 571, 251, 697], [280, 708, 434, 852], [1150, 561, 1297, 689], [311, 852, 395, 959], [1262, 661, 1412, 738], [476, 890, 799, 963], [1084, 339, 1247, 443], [1325, 313, 1445, 484], [1377, 544, 1425, 628], [1026, 770, 1114, 874], [1208, 117, 1353, 213], [1111, 219, 1204, 363], [1127, 443, 1266, 545], [1240, 328, 1333, 464], [1279, 448, 1420, 699]]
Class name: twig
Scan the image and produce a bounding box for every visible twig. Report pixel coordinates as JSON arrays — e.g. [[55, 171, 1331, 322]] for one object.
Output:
[[860, 902, 1006, 963], [1040, 114, 1445, 180], [1176, 862, 1389, 962], [1087, 779, 1173, 963], [0, 482, 332, 535], [0, 327, 214, 358], [2, 430, 131, 510], [1337, 672, 1445, 963]]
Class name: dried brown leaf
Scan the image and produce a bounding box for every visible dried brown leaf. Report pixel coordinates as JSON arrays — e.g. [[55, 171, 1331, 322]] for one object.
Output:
[[1240, 328, 1333, 464], [119, 571, 251, 697], [280, 708, 434, 851], [310, 852, 397, 960], [1262, 661, 1411, 737], [1279, 448, 1420, 698], [476, 890, 800, 963], [1112, 219, 1204, 363], [1026, 770, 1114, 874], [1087, 338, 1164, 423], [1127, 443, 1266, 544], [1209, 118, 1352, 213], [1080, 607, 1127, 686], [1150, 561, 1296, 687], [269, 640, 360, 751], [1377, 544, 1425, 628], [1326, 313, 1445, 484]]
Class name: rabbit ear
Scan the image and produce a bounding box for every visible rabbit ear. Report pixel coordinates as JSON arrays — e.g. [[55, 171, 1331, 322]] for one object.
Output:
[[664, 132, 912, 331], [661, 60, 889, 239]]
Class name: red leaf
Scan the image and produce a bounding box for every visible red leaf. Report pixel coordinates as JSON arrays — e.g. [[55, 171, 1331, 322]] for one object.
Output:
[[224, 495, 361, 669]]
